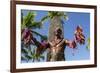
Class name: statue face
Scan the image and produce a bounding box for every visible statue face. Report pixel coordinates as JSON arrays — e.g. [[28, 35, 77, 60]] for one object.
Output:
[[55, 28, 62, 37]]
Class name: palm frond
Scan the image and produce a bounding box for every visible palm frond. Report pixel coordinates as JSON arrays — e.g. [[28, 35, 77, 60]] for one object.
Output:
[[25, 54, 32, 60], [29, 22, 42, 29], [31, 30, 47, 40], [63, 14, 68, 20], [22, 11, 36, 28], [32, 53, 44, 61], [22, 48, 28, 54], [41, 16, 49, 23]]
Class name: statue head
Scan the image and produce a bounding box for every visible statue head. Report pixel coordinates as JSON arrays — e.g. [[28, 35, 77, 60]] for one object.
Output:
[[54, 27, 62, 38]]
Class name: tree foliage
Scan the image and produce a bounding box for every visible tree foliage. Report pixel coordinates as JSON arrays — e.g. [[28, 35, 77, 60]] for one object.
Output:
[[21, 11, 47, 62]]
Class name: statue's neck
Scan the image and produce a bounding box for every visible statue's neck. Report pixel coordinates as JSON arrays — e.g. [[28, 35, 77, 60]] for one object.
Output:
[[50, 37, 63, 47]]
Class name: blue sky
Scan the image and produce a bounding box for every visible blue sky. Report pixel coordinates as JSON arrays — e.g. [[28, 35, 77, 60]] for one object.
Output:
[[21, 10, 90, 62]]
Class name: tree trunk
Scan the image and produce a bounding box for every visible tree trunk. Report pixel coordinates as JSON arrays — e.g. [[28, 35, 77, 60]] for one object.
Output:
[[48, 16, 65, 61], [48, 16, 64, 42]]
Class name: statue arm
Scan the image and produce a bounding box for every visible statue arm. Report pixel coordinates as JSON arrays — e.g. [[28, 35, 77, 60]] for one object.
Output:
[[65, 39, 77, 49], [32, 38, 50, 55]]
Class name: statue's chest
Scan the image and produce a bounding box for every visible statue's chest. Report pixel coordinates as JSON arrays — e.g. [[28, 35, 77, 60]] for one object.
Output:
[[50, 39, 66, 53]]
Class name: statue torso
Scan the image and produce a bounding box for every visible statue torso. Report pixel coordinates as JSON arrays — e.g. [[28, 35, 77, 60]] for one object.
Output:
[[48, 39, 66, 61]]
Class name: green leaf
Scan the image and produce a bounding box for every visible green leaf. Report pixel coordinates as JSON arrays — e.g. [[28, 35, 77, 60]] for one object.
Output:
[[41, 16, 49, 23], [22, 49, 28, 54], [25, 54, 32, 60], [42, 11, 68, 24], [63, 14, 68, 20], [41, 35, 47, 41], [29, 22, 42, 29], [31, 30, 47, 40], [22, 11, 36, 28]]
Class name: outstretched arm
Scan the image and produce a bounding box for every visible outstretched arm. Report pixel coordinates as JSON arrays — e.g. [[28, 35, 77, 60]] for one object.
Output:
[[32, 38, 50, 55], [65, 39, 77, 49]]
